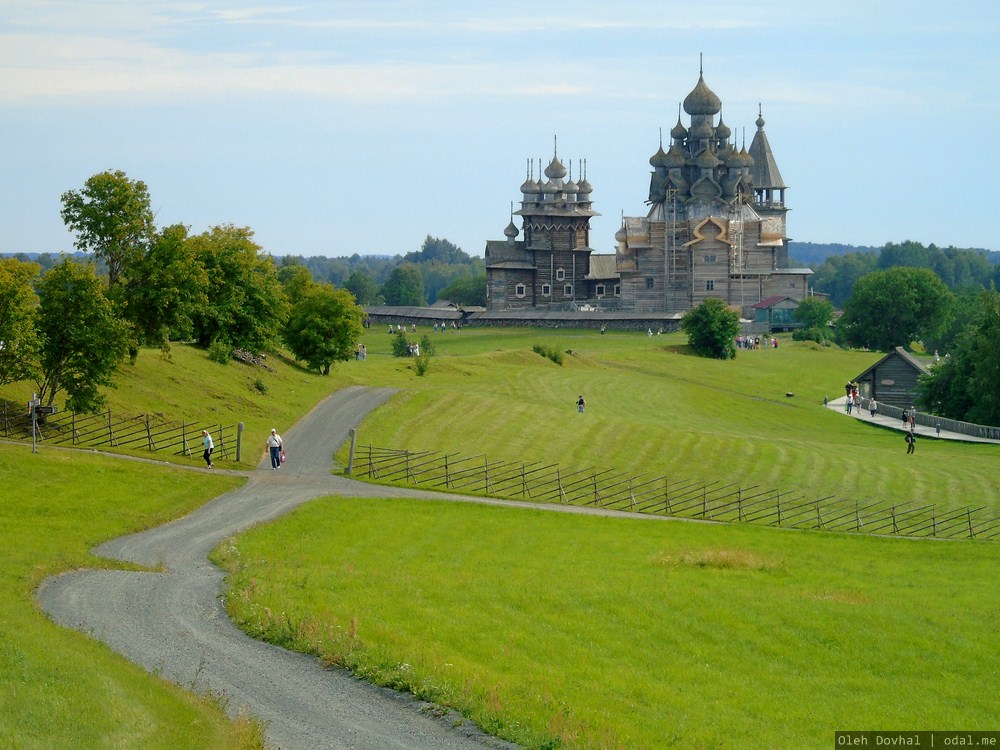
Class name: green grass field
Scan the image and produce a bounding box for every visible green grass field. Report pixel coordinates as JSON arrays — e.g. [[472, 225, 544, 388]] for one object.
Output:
[[214, 496, 1000, 750], [2, 329, 998, 749]]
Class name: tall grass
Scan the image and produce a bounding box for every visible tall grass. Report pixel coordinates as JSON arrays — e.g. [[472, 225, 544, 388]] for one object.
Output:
[[215, 496, 1000, 750]]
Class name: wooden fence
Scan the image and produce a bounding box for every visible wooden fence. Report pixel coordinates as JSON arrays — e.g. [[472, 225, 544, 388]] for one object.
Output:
[[353, 446, 1000, 541], [0, 400, 240, 460]]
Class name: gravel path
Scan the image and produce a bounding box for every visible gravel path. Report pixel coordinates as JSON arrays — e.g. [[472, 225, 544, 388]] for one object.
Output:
[[36, 386, 520, 750]]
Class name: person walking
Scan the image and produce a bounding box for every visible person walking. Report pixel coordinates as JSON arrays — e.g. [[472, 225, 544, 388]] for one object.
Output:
[[266, 428, 283, 469], [869, 399, 878, 418], [201, 430, 214, 468], [905, 430, 916, 455], [577, 395, 586, 413]]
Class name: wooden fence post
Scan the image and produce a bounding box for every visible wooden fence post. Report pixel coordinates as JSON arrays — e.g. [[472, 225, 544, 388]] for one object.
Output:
[[346, 427, 356, 475], [968, 508, 975, 538], [776, 489, 782, 526]]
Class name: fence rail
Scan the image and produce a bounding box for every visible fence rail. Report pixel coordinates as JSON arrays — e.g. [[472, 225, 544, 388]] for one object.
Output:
[[0, 400, 239, 461], [353, 445, 1000, 541]]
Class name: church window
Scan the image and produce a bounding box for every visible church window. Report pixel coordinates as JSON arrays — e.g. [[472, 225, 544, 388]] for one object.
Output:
[[556, 268, 566, 281], [515, 284, 526, 298], [704, 254, 717, 263], [596, 284, 606, 298], [645, 277, 654, 289], [706, 280, 715, 291], [541, 284, 551, 297], [564, 284, 573, 296], [614, 284, 621, 297]]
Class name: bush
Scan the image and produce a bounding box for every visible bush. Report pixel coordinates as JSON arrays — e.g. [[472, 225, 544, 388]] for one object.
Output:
[[413, 353, 431, 376], [792, 326, 834, 346], [391, 330, 411, 358], [208, 340, 232, 365], [532, 343, 564, 366]]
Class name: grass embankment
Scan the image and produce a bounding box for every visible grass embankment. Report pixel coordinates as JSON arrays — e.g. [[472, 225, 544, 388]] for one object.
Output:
[[0, 341, 347, 748], [215, 495, 1000, 750], [0, 443, 258, 748], [341, 327, 999, 514]]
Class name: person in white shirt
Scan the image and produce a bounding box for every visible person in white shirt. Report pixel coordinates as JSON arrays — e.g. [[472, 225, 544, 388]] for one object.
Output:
[[266, 429, 283, 469]]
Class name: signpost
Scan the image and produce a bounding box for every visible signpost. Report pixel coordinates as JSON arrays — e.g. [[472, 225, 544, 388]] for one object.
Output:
[[28, 395, 56, 453]]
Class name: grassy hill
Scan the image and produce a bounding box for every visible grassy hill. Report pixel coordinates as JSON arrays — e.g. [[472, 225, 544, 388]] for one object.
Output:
[[3, 330, 998, 749]]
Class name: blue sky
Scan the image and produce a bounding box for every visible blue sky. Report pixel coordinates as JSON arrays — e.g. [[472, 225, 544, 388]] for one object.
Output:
[[2, 1, 997, 260]]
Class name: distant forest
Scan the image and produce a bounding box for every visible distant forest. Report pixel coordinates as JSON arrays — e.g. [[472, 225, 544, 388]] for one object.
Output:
[[7, 238, 997, 311]]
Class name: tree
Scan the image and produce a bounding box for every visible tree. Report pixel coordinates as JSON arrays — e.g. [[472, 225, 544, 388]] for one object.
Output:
[[403, 235, 469, 265], [381, 264, 426, 306], [681, 298, 739, 359], [917, 289, 1000, 424], [810, 251, 878, 308], [438, 272, 487, 306], [60, 170, 155, 288], [838, 267, 953, 351], [187, 225, 288, 353], [0, 258, 41, 386], [278, 264, 316, 306], [284, 284, 364, 374], [793, 298, 835, 329], [118, 223, 209, 349], [344, 269, 382, 305], [34, 259, 130, 412]]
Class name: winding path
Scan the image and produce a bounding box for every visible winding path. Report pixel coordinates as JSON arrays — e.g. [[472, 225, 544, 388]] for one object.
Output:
[[37, 386, 521, 750]]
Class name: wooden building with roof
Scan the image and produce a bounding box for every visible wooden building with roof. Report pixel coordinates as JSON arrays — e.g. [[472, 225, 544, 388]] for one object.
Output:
[[485, 65, 812, 318], [853, 347, 930, 408]]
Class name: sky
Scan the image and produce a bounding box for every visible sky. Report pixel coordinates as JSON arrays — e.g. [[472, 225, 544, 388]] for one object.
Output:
[[1, 0, 998, 261]]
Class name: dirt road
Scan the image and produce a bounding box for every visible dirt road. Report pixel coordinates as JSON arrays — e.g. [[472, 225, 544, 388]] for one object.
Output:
[[37, 386, 518, 750]]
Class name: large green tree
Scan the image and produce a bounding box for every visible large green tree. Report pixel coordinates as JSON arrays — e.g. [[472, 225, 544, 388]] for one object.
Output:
[[381, 264, 426, 306], [681, 298, 739, 359], [917, 289, 1000, 425], [60, 170, 155, 289], [34, 260, 130, 411], [344, 269, 382, 305], [187, 225, 288, 353], [438, 272, 487, 306], [0, 258, 41, 386], [838, 267, 952, 351], [118, 223, 209, 348], [284, 284, 364, 375]]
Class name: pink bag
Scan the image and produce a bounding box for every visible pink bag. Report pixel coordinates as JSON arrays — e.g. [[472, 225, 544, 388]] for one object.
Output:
[[280, 450, 286, 463]]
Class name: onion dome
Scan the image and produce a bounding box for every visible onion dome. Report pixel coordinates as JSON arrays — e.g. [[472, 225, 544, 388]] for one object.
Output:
[[725, 143, 744, 168], [738, 146, 754, 167], [542, 179, 558, 195], [520, 176, 538, 195], [649, 144, 668, 168], [577, 176, 593, 196], [695, 148, 720, 169], [683, 73, 722, 116], [615, 224, 628, 243], [689, 119, 714, 141], [715, 117, 731, 141], [563, 176, 579, 199], [504, 220, 519, 239], [663, 144, 686, 168], [544, 156, 567, 180], [670, 116, 688, 141], [756, 112, 766, 130]]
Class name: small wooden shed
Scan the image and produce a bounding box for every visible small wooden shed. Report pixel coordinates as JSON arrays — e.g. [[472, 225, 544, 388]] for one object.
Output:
[[752, 295, 801, 331], [853, 347, 929, 408]]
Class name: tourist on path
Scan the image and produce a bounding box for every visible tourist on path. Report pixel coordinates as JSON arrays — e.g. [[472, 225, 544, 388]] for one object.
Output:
[[869, 399, 878, 418], [267, 428, 284, 469], [201, 430, 214, 468]]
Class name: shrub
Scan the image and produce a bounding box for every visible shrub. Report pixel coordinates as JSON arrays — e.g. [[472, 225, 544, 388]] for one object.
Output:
[[391, 331, 411, 358], [414, 353, 431, 376], [532, 343, 564, 366], [208, 340, 232, 365], [793, 326, 834, 346]]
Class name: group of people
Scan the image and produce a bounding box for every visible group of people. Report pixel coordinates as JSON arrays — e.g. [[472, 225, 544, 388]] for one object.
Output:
[[353, 344, 367, 361], [198, 428, 285, 470], [736, 335, 778, 350]]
